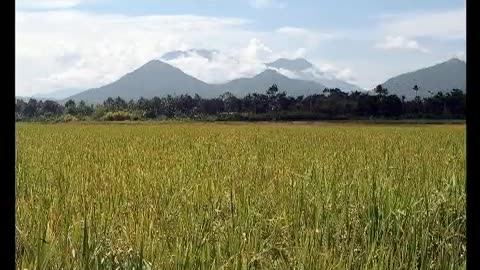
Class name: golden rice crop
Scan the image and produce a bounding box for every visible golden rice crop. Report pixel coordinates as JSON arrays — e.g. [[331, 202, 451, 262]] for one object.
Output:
[[15, 122, 466, 269]]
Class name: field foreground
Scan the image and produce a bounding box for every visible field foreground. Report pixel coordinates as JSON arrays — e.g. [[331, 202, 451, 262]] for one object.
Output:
[[16, 123, 466, 269]]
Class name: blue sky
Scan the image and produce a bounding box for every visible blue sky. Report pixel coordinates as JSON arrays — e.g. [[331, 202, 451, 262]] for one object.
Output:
[[72, 0, 462, 28], [15, 0, 466, 96]]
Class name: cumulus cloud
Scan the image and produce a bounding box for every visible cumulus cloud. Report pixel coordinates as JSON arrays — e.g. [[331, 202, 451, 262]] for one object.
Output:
[[249, 0, 286, 9], [165, 48, 361, 88], [375, 35, 430, 53], [267, 68, 302, 79], [242, 38, 274, 63], [314, 63, 357, 83], [164, 39, 278, 84], [292, 48, 307, 58], [16, 10, 346, 96], [335, 68, 356, 83], [16, 11, 255, 95]]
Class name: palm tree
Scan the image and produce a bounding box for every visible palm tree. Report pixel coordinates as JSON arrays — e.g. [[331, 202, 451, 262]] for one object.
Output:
[[412, 85, 420, 113], [413, 85, 419, 100]]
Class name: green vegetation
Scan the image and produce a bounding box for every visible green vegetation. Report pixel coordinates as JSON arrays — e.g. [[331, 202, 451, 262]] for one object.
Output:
[[15, 85, 466, 122], [16, 123, 466, 269]]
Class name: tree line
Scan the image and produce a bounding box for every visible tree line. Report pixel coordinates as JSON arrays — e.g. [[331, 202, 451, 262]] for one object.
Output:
[[15, 84, 466, 122]]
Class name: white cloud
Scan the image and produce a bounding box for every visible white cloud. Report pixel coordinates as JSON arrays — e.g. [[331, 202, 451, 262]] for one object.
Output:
[[249, 0, 286, 9], [292, 48, 307, 58], [375, 35, 430, 53], [269, 68, 301, 79], [164, 39, 277, 84], [314, 63, 357, 84], [16, 11, 253, 95], [242, 38, 274, 62], [378, 7, 465, 40], [453, 51, 466, 61], [17, 10, 345, 96], [165, 50, 362, 88], [335, 68, 356, 83]]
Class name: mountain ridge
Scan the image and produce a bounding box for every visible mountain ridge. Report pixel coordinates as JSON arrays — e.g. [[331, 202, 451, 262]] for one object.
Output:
[[381, 58, 466, 99], [66, 61, 329, 103], [212, 68, 327, 97], [67, 60, 215, 103], [63, 57, 466, 103]]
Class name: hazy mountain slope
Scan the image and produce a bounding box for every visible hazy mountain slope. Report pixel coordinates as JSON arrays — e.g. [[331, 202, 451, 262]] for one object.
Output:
[[214, 69, 327, 97], [381, 58, 466, 99], [66, 60, 219, 103], [266, 58, 313, 71], [66, 60, 330, 103], [68, 57, 466, 104], [32, 88, 84, 100], [266, 58, 363, 91]]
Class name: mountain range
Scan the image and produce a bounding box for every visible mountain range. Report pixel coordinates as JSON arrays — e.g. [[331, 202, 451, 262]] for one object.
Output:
[[67, 60, 329, 103], [22, 52, 464, 104], [217, 69, 327, 97], [159, 49, 363, 91], [16, 88, 85, 102]]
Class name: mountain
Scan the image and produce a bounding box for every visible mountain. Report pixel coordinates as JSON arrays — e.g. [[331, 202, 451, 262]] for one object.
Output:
[[266, 58, 313, 71], [265, 58, 363, 91], [33, 88, 83, 100], [66, 60, 218, 103], [16, 96, 57, 102], [66, 61, 329, 103], [15, 96, 31, 102], [161, 49, 219, 61], [159, 50, 362, 92], [381, 58, 466, 99], [214, 69, 327, 97]]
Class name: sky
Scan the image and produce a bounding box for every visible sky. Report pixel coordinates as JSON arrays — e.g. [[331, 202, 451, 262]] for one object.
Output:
[[15, 0, 466, 96]]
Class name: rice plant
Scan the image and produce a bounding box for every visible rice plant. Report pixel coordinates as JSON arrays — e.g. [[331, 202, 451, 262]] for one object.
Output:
[[15, 122, 466, 269]]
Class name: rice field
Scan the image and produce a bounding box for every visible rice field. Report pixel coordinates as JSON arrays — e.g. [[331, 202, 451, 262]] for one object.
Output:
[[15, 122, 466, 269]]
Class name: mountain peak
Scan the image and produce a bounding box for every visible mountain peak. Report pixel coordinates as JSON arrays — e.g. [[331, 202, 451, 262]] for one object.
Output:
[[445, 57, 465, 64], [255, 69, 285, 78], [381, 58, 466, 100], [142, 59, 169, 67], [66, 59, 215, 103], [262, 68, 280, 73], [266, 58, 313, 71], [134, 59, 181, 73], [161, 49, 218, 61]]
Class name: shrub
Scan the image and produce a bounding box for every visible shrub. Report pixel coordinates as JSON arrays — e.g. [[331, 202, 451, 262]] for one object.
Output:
[[130, 110, 144, 121], [61, 114, 79, 122], [103, 111, 132, 121], [93, 106, 107, 120]]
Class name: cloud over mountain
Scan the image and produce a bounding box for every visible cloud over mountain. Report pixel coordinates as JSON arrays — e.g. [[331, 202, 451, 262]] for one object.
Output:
[[15, 1, 465, 97], [16, 10, 341, 96]]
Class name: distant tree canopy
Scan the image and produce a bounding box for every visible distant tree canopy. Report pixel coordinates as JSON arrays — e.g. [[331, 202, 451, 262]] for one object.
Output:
[[15, 85, 466, 122]]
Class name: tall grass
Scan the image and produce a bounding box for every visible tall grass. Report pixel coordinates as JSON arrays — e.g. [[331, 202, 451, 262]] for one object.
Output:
[[15, 123, 466, 269]]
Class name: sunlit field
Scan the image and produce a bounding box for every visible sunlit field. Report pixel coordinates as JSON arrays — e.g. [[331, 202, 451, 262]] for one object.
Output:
[[15, 122, 466, 269]]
